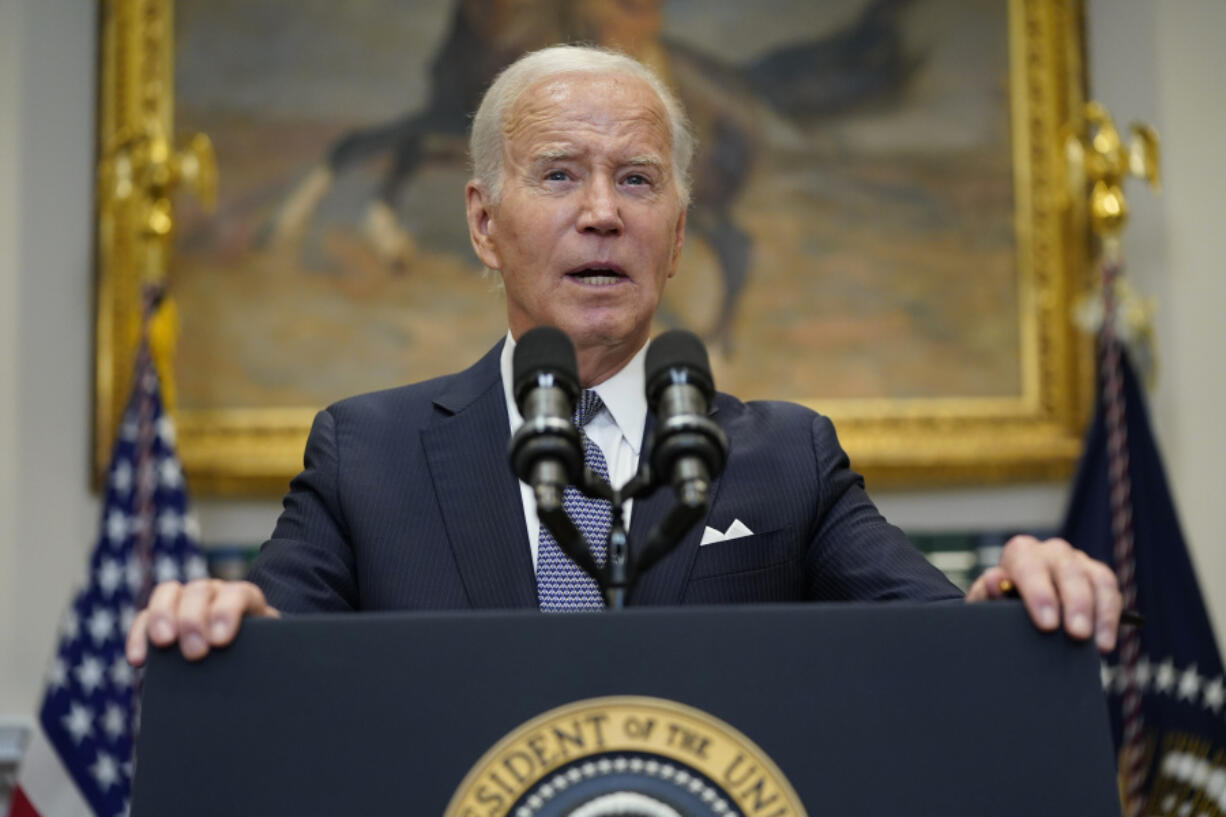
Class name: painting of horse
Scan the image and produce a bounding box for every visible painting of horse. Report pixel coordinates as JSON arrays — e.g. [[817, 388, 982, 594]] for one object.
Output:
[[171, 0, 1017, 412]]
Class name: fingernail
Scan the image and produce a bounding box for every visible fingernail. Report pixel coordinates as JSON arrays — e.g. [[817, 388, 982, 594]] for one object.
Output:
[[1038, 605, 1058, 629], [1097, 625, 1115, 651], [1070, 613, 1091, 637], [150, 618, 173, 642], [182, 633, 206, 657], [210, 619, 229, 642]]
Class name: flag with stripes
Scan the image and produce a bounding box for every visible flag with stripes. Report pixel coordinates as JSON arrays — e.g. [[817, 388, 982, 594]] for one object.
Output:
[[8, 341, 207, 817], [1061, 349, 1225, 816]]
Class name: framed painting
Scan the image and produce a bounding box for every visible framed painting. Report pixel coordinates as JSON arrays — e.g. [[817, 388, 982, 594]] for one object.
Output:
[[94, 0, 1093, 494]]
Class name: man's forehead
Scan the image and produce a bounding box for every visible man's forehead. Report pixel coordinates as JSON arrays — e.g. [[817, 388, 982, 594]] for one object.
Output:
[[502, 72, 672, 150]]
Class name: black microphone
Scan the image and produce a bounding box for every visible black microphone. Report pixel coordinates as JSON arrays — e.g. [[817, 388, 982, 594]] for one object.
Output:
[[508, 327, 582, 511], [645, 330, 728, 507]]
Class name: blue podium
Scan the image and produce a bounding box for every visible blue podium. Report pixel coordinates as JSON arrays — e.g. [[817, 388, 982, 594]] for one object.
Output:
[[132, 601, 1120, 816]]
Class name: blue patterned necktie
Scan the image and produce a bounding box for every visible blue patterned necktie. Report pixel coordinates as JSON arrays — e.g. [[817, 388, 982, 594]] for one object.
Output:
[[536, 389, 612, 611]]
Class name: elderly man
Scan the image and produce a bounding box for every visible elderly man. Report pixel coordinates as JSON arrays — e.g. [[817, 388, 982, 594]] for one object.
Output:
[[127, 45, 1120, 667]]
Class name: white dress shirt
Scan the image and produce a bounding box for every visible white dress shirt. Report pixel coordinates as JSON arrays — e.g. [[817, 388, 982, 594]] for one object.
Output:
[[500, 332, 648, 569]]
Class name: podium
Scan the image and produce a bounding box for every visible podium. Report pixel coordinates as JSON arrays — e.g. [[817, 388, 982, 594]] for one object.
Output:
[[131, 601, 1121, 816]]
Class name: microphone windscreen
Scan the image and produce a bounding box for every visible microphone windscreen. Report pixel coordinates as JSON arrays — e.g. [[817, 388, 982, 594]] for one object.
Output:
[[646, 329, 714, 402], [512, 326, 580, 405]]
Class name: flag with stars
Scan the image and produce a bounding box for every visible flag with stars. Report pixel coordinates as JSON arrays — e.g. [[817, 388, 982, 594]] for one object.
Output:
[[8, 341, 207, 817], [1061, 351, 1226, 815]]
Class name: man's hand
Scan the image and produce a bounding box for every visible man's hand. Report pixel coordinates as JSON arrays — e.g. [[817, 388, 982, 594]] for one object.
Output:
[[125, 579, 280, 666], [965, 535, 1122, 652]]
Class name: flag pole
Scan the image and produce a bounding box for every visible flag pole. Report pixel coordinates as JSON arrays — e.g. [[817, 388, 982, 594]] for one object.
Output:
[[1067, 100, 1160, 817], [1099, 236, 1146, 816], [130, 282, 168, 611]]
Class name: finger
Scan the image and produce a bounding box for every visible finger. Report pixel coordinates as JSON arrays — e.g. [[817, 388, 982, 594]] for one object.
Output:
[[207, 582, 278, 646], [966, 566, 1008, 602], [1000, 535, 1060, 631], [145, 581, 185, 647], [1051, 547, 1095, 640], [175, 580, 220, 661], [125, 609, 151, 667], [1085, 555, 1123, 651]]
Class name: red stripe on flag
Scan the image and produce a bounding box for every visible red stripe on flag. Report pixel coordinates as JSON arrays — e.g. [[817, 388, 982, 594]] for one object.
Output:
[[7, 785, 43, 817]]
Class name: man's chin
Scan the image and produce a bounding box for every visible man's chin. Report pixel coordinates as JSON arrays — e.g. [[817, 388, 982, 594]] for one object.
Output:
[[560, 319, 647, 353]]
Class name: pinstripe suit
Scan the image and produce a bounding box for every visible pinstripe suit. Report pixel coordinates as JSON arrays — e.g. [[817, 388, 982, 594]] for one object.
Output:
[[247, 341, 962, 612]]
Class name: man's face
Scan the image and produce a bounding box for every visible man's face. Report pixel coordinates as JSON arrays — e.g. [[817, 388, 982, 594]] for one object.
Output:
[[466, 72, 686, 354]]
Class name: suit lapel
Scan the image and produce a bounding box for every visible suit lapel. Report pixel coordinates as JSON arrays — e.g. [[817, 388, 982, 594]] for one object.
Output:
[[627, 401, 726, 605], [421, 343, 537, 609]]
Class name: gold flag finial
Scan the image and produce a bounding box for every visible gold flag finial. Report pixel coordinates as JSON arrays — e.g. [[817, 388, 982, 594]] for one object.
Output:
[[100, 120, 217, 284], [1067, 101, 1161, 242], [1067, 101, 1161, 388], [97, 119, 216, 414]]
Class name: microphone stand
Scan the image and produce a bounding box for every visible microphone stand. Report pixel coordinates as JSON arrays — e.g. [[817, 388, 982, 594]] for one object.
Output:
[[535, 433, 713, 611]]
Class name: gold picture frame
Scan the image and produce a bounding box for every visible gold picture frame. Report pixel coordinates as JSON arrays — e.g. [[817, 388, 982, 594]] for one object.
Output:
[[94, 0, 1093, 495]]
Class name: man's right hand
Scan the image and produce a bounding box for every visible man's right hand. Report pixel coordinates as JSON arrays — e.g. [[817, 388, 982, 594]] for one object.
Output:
[[125, 579, 280, 666]]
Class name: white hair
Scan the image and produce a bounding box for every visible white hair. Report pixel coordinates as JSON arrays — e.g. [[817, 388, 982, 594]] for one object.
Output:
[[469, 45, 694, 206]]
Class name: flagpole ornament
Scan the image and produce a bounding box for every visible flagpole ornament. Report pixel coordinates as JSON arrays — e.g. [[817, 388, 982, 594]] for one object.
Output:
[[95, 0, 217, 473], [100, 125, 216, 286], [1066, 101, 1161, 244], [1067, 102, 1161, 386]]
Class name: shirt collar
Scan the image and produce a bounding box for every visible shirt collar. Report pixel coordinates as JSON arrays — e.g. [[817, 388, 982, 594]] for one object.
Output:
[[500, 331, 647, 454]]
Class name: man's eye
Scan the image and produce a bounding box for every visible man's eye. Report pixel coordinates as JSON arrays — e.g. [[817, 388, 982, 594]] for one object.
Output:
[[623, 173, 650, 186], [545, 170, 569, 181]]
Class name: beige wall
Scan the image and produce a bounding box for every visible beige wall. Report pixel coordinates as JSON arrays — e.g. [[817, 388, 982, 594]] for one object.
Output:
[[1, 0, 1223, 725], [0, 0, 99, 723], [0, 0, 25, 729], [1152, 1, 1226, 634]]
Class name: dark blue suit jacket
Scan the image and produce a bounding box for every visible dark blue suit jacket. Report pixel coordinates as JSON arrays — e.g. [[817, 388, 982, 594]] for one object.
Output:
[[248, 342, 961, 611]]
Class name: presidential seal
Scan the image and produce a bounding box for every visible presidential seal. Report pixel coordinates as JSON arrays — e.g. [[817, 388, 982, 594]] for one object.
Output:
[[445, 696, 807, 817]]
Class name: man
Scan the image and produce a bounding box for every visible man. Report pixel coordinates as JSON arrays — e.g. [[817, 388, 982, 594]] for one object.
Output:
[[127, 45, 1121, 667]]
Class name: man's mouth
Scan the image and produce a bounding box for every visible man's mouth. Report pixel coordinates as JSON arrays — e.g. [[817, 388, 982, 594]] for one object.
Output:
[[566, 265, 626, 286]]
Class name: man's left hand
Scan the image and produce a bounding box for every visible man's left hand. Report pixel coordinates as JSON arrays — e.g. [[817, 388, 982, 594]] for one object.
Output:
[[965, 535, 1122, 652]]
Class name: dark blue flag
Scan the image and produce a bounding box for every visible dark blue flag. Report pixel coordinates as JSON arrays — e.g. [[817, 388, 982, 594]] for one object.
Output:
[[11, 340, 207, 817], [1061, 350, 1225, 814]]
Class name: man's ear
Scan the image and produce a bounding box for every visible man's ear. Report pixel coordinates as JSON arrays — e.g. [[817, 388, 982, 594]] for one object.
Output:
[[668, 205, 687, 277], [465, 181, 501, 270]]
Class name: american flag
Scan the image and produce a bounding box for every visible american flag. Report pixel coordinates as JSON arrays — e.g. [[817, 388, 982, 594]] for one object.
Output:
[[1062, 340, 1226, 813], [8, 338, 207, 817]]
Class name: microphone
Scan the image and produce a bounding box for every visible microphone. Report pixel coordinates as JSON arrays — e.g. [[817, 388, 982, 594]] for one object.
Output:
[[645, 330, 728, 507], [508, 326, 582, 510]]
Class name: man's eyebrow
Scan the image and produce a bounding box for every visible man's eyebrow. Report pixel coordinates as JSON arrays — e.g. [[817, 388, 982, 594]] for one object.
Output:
[[530, 149, 577, 165], [623, 155, 665, 170]]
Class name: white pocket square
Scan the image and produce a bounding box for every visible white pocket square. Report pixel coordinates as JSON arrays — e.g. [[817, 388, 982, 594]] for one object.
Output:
[[700, 518, 755, 546]]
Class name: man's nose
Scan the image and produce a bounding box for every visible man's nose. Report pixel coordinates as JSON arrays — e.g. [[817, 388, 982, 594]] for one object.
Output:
[[576, 177, 623, 235]]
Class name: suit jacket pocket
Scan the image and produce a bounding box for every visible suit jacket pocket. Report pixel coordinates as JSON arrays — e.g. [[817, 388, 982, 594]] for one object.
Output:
[[688, 528, 791, 581]]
